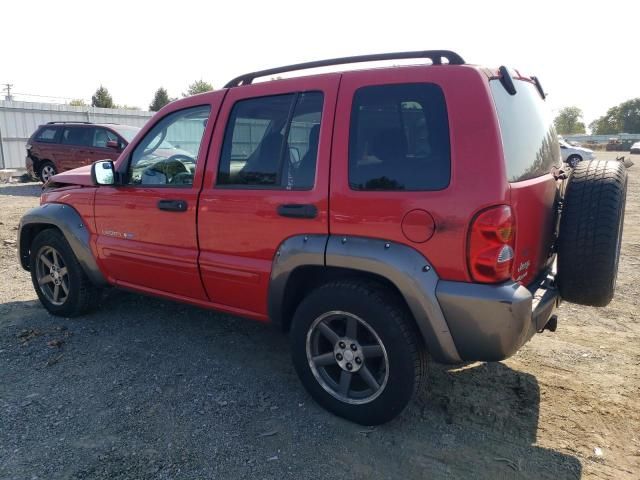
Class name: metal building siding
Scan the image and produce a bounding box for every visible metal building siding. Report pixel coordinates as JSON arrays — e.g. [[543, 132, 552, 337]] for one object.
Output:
[[0, 100, 153, 169]]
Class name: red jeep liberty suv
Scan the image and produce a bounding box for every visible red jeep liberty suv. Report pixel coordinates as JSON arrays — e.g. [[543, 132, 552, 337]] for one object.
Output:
[[18, 51, 628, 425]]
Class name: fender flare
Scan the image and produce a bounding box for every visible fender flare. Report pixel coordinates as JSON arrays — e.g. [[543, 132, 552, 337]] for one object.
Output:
[[18, 203, 107, 286], [269, 234, 462, 364]]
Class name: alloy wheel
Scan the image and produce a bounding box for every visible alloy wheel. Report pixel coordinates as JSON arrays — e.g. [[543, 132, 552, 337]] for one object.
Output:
[[306, 311, 389, 405], [35, 245, 69, 306]]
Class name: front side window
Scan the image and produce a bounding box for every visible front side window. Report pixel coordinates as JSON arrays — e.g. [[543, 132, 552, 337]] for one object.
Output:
[[349, 83, 451, 191], [127, 105, 211, 186], [92, 128, 119, 148], [61, 127, 92, 146], [217, 91, 323, 189]]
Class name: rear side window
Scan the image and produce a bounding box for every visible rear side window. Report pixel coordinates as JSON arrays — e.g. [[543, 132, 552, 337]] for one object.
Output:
[[490, 80, 561, 182], [217, 91, 324, 190], [36, 127, 59, 143], [61, 127, 92, 146], [349, 83, 450, 191]]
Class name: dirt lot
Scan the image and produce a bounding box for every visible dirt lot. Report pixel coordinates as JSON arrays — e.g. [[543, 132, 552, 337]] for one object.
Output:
[[0, 151, 638, 480]]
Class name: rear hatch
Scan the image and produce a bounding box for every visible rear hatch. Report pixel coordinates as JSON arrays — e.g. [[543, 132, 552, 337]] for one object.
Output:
[[489, 75, 561, 286]]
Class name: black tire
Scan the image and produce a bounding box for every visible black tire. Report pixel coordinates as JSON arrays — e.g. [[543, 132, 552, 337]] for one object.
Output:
[[567, 154, 582, 168], [290, 280, 427, 425], [558, 160, 627, 307], [38, 161, 57, 183], [29, 229, 101, 316]]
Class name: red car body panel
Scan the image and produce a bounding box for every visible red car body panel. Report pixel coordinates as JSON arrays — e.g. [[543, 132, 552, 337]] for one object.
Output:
[[40, 63, 559, 317]]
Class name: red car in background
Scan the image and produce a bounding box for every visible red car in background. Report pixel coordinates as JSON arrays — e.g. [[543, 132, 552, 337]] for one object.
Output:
[[26, 122, 140, 182]]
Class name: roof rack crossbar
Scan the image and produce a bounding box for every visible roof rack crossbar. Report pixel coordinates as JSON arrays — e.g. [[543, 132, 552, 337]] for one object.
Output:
[[224, 50, 465, 88], [47, 121, 92, 124]]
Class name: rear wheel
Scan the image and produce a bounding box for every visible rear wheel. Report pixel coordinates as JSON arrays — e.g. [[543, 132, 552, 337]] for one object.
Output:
[[38, 161, 57, 183], [567, 154, 582, 168], [558, 160, 627, 306], [290, 280, 427, 425], [29, 229, 101, 316]]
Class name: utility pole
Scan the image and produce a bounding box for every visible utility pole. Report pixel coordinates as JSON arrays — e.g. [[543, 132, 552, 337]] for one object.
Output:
[[3, 83, 14, 101]]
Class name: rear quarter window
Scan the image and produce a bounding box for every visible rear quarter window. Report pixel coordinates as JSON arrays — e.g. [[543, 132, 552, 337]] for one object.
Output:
[[348, 83, 451, 191], [35, 127, 60, 143], [490, 79, 561, 182]]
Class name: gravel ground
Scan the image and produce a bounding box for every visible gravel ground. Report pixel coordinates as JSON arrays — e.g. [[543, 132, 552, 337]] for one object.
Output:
[[1, 152, 638, 479]]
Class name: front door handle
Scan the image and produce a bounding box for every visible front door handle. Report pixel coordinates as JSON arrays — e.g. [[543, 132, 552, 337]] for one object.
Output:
[[277, 204, 317, 219], [158, 199, 188, 212]]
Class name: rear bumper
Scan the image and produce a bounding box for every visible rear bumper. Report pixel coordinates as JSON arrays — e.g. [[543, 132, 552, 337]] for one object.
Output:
[[26, 156, 36, 178], [436, 271, 559, 362]]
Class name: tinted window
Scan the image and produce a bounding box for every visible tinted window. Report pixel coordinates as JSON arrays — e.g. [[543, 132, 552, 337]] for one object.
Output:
[[127, 105, 210, 186], [217, 92, 323, 189], [490, 79, 561, 182], [349, 83, 450, 191], [61, 127, 92, 146], [36, 127, 59, 143]]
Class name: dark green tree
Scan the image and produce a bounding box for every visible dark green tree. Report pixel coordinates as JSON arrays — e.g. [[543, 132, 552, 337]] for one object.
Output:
[[183, 80, 213, 97], [553, 106, 586, 135], [149, 87, 171, 111], [590, 99, 640, 134], [91, 85, 114, 108]]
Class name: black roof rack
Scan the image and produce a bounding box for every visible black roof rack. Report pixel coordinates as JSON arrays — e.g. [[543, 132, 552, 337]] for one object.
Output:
[[47, 121, 92, 124], [224, 50, 465, 88]]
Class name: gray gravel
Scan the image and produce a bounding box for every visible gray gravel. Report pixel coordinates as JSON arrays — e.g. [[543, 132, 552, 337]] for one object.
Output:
[[0, 182, 587, 479]]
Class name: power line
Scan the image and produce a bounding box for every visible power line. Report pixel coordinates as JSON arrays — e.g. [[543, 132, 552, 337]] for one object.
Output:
[[2, 83, 13, 100]]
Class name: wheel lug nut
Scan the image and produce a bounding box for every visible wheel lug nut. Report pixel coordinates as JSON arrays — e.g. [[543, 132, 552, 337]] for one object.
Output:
[[336, 353, 343, 361], [350, 344, 357, 351], [339, 341, 346, 349], [355, 357, 362, 364], [346, 363, 353, 370]]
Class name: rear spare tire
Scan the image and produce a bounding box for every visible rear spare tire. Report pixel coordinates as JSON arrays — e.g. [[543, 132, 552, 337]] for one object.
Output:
[[558, 160, 627, 306]]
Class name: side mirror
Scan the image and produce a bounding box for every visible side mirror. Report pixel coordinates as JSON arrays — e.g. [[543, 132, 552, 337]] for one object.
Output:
[[91, 160, 115, 186], [106, 140, 120, 150]]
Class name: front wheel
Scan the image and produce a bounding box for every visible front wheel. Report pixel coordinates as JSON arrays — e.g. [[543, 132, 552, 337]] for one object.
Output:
[[290, 281, 427, 425], [29, 229, 101, 316]]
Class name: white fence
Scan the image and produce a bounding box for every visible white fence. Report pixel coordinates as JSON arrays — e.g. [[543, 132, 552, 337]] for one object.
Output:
[[0, 100, 153, 169]]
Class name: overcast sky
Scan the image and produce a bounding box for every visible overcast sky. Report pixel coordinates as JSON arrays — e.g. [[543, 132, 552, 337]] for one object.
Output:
[[1, 0, 638, 125]]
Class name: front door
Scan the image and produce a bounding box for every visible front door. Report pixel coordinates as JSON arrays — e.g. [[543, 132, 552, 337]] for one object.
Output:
[[94, 97, 223, 300], [197, 75, 340, 319]]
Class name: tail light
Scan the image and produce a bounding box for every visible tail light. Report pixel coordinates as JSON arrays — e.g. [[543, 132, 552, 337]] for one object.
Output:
[[468, 205, 515, 283]]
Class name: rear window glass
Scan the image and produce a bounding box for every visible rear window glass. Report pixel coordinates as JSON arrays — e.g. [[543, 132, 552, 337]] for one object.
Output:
[[36, 127, 59, 142], [490, 79, 561, 182], [349, 83, 450, 191]]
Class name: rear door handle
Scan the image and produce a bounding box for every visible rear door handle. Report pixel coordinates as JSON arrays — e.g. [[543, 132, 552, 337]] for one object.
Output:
[[158, 199, 188, 212], [277, 204, 318, 219]]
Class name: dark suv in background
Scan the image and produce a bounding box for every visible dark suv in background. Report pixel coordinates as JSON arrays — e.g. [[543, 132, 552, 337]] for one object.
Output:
[[26, 122, 141, 182]]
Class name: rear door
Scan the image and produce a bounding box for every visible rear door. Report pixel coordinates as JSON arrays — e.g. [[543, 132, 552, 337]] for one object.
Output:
[[59, 126, 92, 170], [94, 96, 223, 299], [197, 75, 339, 319], [489, 77, 562, 284]]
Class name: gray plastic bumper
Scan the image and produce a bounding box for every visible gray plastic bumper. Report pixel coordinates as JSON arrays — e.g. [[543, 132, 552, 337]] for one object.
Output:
[[436, 275, 559, 362]]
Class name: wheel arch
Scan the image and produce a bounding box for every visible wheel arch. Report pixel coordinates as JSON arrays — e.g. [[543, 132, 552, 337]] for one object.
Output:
[[269, 234, 462, 363], [18, 204, 107, 286]]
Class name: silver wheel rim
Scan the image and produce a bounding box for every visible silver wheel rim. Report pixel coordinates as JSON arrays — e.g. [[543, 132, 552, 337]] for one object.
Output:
[[41, 165, 55, 182], [35, 246, 70, 306], [306, 311, 389, 405]]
